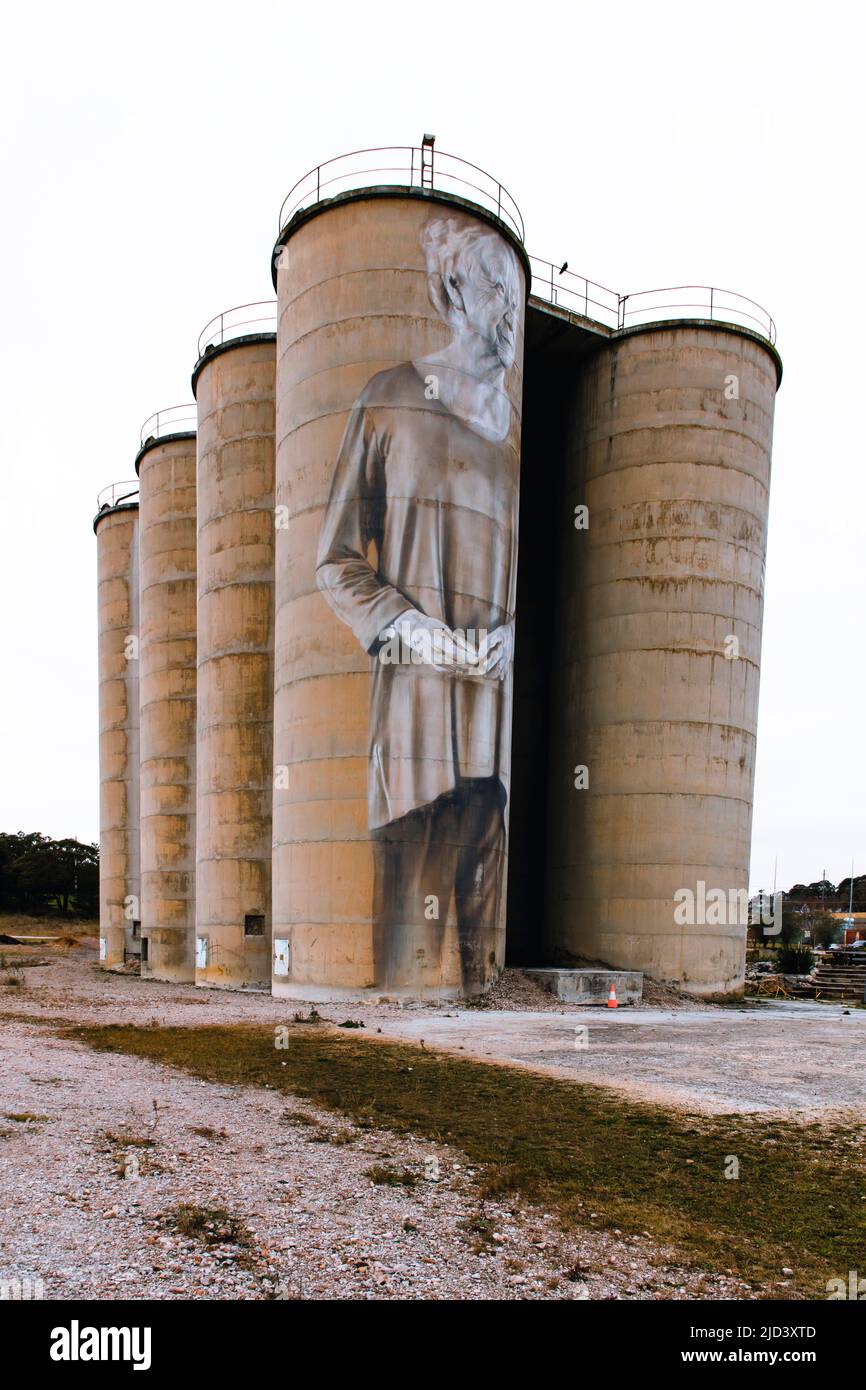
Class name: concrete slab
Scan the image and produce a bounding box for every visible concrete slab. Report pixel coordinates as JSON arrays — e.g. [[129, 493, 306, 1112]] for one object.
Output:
[[524, 967, 643, 1005], [369, 1001, 866, 1116]]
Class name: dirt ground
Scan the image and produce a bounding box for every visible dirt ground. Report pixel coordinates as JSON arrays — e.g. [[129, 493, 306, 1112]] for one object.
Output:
[[0, 938, 860, 1300]]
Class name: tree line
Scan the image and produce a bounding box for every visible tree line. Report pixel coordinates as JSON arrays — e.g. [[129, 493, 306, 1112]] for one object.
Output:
[[0, 832, 98, 919]]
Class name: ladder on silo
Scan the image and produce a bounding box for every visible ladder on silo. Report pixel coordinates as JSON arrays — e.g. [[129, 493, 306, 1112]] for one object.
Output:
[[420, 134, 435, 191]]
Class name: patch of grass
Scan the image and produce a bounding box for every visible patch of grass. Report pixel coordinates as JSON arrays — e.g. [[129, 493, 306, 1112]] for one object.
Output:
[[3, 1111, 50, 1123], [478, 1162, 537, 1200], [102, 1130, 155, 1148], [281, 1109, 320, 1127], [61, 1021, 866, 1297], [310, 1128, 355, 1146], [190, 1125, 227, 1141], [160, 1204, 255, 1265], [338, 1019, 365, 1029], [460, 1210, 498, 1255], [365, 1164, 419, 1188]]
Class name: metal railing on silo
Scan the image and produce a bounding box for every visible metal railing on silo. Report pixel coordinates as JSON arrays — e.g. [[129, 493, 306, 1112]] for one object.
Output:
[[277, 145, 525, 244], [96, 480, 140, 513], [616, 285, 776, 344], [139, 404, 197, 448], [527, 256, 621, 327], [197, 301, 278, 359], [528, 256, 777, 346]]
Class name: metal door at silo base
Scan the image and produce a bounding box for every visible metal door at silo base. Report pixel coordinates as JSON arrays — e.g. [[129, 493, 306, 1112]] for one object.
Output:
[[272, 191, 527, 1000], [544, 324, 781, 995], [137, 428, 198, 983], [193, 328, 276, 989]]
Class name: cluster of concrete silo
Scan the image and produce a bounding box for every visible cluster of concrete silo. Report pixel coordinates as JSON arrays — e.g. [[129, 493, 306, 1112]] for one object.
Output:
[[94, 144, 780, 998]]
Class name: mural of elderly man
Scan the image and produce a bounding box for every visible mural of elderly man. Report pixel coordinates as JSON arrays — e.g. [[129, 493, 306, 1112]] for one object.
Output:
[[316, 211, 523, 995]]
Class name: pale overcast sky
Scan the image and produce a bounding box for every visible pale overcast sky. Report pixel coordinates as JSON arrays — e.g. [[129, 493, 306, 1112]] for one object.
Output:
[[0, 0, 862, 894]]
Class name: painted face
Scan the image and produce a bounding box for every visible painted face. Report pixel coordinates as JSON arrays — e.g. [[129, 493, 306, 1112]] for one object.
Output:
[[458, 242, 520, 371]]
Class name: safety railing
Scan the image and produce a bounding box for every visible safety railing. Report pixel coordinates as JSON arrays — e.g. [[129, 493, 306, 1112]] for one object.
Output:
[[276, 149, 775, 346], [617, 285, 776, 345], [96, 480, 139, 512], [529, 257, 776, 345], [139, 404, 197, 448], [528, 256, 620, 327], [197, 300, 277, 358], [278, 145, 524, 243]]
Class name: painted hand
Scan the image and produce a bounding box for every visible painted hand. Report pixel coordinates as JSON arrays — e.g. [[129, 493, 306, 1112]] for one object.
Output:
[[478, 620, 515, 680], [394, 608, 483, 675]]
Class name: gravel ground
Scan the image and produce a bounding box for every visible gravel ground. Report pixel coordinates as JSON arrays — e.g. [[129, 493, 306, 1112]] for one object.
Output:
[[0, 943, 762, 1301]]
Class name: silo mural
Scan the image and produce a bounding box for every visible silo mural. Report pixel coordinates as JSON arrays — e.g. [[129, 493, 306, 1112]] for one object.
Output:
[[273, 195, 526, 999], [92, 144, 781, 1000]]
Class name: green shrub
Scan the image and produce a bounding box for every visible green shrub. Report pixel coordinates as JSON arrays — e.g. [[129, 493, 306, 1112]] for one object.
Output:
[[778, 945, 814, 975]]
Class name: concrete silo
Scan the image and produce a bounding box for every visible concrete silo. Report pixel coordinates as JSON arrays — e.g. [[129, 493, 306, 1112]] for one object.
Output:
[[94, 484, 141, 967], [544, 322, 781, 994], [271, 154, 528, 999], [136, 409, 198, 982], [192, 306, 276, 988]]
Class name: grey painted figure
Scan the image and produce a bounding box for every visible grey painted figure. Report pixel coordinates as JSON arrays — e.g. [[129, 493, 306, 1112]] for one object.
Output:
[[316, 213, 523, 995]]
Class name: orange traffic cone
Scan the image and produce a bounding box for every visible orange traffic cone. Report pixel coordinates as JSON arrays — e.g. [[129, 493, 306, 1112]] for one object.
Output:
[[607, 981, 618, 1009]]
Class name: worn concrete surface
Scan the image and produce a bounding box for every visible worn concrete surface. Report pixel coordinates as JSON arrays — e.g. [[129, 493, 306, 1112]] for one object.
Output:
[[137, 433, 198, 984], [368, 1001, 866, 1116], [544, 327, 779, 994], [94, 503, 140, 969], [195, 336, 276, 989]]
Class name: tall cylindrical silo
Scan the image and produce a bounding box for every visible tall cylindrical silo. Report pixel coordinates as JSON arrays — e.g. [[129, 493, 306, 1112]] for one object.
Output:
[[544, 323, 781, 994], [94, 485, 141, 967], [136, 412, 198, 982], [193, 309, 276, 988], [271, 175, 528, 1000]]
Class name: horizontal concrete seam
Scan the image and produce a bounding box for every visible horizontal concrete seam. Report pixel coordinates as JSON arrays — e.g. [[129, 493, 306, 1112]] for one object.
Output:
[[277, 310, 518, 385], [197, 575, 274, 596], [275, 398, 522, 458], [197, 431, 275, 454], [541, 720, 758, 737], [582, 492, 769, 513], [570, 461, 770, 493], [575, 601, 764, 620], [272, 493, 517, 541], [569, 648, 761, 668], [197, 508, 275, 530]]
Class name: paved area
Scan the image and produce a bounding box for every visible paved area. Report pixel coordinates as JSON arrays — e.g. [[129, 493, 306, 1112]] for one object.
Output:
[[371, 1002, 866, 1115]]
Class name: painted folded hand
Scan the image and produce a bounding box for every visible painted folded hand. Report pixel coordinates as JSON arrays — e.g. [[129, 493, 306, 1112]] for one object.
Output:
[[393, 609, 514, 679], [394, 608, 486, 676], [478, 620, 515, 681]]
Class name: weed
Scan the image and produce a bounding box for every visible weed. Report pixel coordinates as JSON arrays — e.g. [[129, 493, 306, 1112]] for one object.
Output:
[[365, 1164, 419, 1188]]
